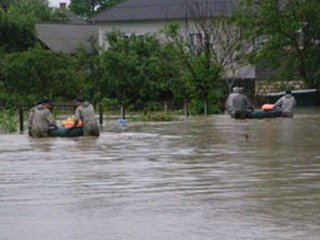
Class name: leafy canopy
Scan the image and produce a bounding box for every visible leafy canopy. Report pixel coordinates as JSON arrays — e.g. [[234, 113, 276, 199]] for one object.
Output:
[[233, 0, 320, 87]]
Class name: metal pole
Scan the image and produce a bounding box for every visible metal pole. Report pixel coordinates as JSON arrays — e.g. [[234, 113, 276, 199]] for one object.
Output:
[[19, 107, 24, 133], [99, 103, 103, 125]]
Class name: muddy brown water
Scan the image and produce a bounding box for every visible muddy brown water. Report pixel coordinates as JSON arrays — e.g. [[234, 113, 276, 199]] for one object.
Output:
[[1, 108, 320, 240]]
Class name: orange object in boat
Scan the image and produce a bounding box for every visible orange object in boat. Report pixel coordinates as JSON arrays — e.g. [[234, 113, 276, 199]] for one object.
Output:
[[261, 104, 274, 111], [62, 117, 84, 128]]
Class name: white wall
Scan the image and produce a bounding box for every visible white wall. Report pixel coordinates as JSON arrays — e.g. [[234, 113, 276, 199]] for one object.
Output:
[[97, 20, 189, 49], [97, 20, 255, 79]]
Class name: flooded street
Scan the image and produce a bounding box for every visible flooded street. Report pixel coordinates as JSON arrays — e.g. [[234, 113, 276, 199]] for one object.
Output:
[[1, 109, 320, 240]]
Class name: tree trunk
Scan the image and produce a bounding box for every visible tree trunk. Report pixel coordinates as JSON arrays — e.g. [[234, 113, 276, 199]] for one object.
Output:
[[99, 103, 103, 125]]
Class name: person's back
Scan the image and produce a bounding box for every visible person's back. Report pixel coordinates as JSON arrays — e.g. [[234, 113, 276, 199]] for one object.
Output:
[[75, 100, 99, 136], [274, 91, 297, 117], [233, 94, 250, 112], [29, 102, 55, 137], [226, 87, 239, 113]]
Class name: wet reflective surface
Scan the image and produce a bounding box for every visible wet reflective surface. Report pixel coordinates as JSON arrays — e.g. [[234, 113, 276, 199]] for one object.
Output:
[[1, 108, 320, 240]]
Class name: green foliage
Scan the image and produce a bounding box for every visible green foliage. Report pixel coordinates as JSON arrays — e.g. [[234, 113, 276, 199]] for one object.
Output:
[[185, 55, 222, 101], [0, 91, 37, 107], [100, 32, 177, 113], [101, 97, 120, 111], [0, 0, 71, 53], [0, 45, 87, 101], [0, 12, 37, 53], [1, 0, 70, 24], [3, 0, 53, 24], [0, 108, 18, 132], [233, 0, 320, 87], [189, 90, 224, 115], [50, 7, 72, 23], [163, 22, 223, 115], [73, 42, 102, 101]]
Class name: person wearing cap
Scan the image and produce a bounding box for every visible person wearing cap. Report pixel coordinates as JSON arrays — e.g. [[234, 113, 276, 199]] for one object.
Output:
[[73, 97, 100, 136], [28, 100, 56, 137], [272, 90, 297, 117], [226, 86, 240, 113], [232, 87, 254, 118]]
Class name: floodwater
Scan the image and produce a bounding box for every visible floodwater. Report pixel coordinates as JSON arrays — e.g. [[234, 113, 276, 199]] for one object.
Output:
[[0, 108, 320, 240]]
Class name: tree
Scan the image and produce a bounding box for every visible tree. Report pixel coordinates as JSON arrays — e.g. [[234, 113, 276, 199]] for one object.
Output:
[[184, 0, 251, 93], [1, 0, 69, 24], [73, 37, 102, 102], [99, 32, 164, 118], [0, 0, 70, 53], [69, 0, 121, 18], [0, 45, 87, 102], [0, 12, 38, 53], [163, 22, 223, 116], [3, 0, 52, 23], [148, 42, 184, 113], [233, 0, 320, 87]]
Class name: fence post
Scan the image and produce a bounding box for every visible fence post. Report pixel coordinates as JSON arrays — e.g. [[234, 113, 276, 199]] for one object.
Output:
[[19, 107, 24, 133], [99, 103, 103, 125]]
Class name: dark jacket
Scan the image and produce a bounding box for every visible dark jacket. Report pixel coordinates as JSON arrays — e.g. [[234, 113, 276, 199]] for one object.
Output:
[[232, 94, 252, 112]]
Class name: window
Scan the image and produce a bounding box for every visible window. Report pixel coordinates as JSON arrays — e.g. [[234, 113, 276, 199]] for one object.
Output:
[[124, 33, 144, 39], [189, 33, 203, 54]]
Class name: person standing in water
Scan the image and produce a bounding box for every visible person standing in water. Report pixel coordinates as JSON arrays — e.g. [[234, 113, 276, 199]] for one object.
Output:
[[226, 86, 240, 114], [28, 100, 56, 137], [72, 97, 100, 136], [272, 90, 297, 117], [232, 87, 254, 119]]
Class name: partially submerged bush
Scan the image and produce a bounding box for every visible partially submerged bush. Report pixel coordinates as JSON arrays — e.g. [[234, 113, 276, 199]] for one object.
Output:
[[0, 108, 18, 133]]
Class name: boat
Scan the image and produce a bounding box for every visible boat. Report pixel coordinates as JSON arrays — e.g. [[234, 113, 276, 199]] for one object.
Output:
[[267, 89, 320, 106], [49, 127, 83, 137], [231, 109, 282, 119]]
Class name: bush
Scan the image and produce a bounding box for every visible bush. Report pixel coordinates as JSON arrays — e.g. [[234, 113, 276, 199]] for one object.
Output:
[[189, 99, 223, 115], [101, 98, 120, 111], [0, 108, 18, 133]]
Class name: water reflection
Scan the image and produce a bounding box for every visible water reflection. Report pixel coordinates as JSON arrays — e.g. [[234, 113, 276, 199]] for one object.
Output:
[[0, 109, 320, 240]]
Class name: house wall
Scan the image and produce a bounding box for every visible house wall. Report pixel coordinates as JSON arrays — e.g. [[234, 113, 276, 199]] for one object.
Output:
[[96, 19, 255, 80], [255, 63, 305, 96], [97, 20, 178, 49], [255, 80, 306, 96]]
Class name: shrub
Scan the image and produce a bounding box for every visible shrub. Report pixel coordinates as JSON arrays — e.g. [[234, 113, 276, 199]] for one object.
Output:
[[0, 108, 18, 133]]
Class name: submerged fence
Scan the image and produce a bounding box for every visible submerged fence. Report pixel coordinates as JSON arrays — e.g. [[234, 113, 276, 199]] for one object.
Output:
[[0, 103, 105, 134]]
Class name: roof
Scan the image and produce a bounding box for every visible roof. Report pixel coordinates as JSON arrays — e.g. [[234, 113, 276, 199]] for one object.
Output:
[[35, 24, 98, 54], [92, 0, 240, 22]]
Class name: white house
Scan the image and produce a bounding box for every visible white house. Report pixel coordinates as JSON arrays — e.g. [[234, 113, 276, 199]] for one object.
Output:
[[91, 0, 254, 82]]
